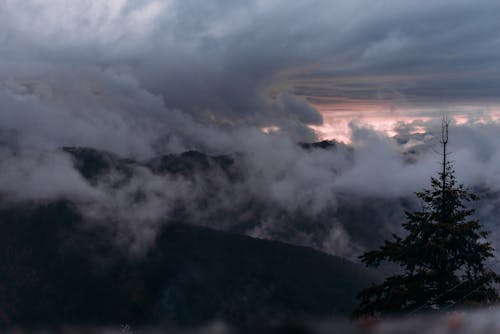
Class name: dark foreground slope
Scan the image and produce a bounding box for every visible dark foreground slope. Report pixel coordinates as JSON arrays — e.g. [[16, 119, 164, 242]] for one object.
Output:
[[0, 201, 376, 328], [152, 223, 374, 326]]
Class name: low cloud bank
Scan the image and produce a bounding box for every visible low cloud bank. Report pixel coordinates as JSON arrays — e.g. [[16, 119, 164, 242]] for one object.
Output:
[[1, 74, 500, 261]]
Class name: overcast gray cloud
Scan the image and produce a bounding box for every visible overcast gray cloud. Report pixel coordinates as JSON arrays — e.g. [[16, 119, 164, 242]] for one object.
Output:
[[3, 0, 500, 145]]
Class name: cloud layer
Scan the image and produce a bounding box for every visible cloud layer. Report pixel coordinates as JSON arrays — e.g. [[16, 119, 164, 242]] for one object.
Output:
[[3, 0, 500, 143]]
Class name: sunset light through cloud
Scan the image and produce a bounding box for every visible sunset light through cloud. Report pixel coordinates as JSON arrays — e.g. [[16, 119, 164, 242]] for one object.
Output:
[[307, 100, 500, 143]]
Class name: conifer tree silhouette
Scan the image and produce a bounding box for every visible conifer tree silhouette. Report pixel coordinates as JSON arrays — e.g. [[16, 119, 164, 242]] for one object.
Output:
[[353, 118, 500, 317]]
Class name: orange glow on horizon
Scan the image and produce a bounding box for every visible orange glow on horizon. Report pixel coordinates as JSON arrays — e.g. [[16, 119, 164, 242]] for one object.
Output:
[[309, 100, 432, 143], [308, 100, 500, 143]]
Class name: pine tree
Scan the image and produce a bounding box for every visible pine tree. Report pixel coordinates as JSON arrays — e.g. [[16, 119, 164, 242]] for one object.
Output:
[[353, 119, 500, 317]]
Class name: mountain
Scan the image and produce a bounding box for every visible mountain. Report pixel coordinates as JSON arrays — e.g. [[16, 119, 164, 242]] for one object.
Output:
[[150, 223, 376, 326], [63, 146, 238, 180], [0, 200, 377, 328], [63, 142, 340, 183], [59, 145, 371, 256], [298, 140, 338, 150]]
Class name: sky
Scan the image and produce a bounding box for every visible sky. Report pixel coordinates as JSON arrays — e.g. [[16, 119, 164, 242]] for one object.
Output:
[[2, 1, 500, 258], [2, 0, 500, 147]]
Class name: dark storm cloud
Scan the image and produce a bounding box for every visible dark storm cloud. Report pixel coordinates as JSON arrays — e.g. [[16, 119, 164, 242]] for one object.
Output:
[[2, 0, 500, 138], [0, 0, 332, 142], [287, 1, 500, 105]]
